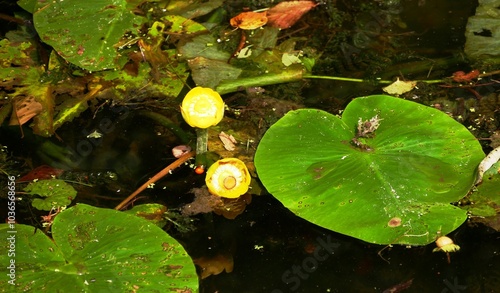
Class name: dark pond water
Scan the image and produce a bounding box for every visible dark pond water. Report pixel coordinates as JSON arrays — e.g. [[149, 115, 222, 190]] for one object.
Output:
[[1, 0, 499, 292]]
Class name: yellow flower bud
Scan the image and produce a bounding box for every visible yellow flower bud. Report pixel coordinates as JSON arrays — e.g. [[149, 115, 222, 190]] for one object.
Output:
[[205, 158, 251, 198], [433, 236, 460, 253], [181, 87, 224, 129]]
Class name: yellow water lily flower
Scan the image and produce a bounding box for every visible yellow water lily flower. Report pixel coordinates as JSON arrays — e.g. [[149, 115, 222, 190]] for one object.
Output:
[[205, 158, 251, 198], [181, 87, 224, 129]]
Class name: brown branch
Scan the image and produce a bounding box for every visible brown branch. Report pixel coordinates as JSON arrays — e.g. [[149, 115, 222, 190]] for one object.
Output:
[[114, 151, 196, 211]]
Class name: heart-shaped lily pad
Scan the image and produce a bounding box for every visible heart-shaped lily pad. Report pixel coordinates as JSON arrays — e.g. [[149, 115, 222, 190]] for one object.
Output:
[[254, 95, 484, 245], [0, 204, 198, 291], [33, 0, 143, 71]]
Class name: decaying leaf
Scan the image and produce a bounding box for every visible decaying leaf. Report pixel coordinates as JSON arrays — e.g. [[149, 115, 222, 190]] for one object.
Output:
[[9, 96, 43, 126], [382, 78, 416, 95], [18, 165, 65, 182], [193, 253, 234, 279], [219, 131, 237, 151], [181, 187, 252, 219], [230, 11, 268, 30], [187, 57, 242, 88], [212, 193, 252, 220], [282, 52, 303, 66], [267, 0, 318, 29], [452, 69, 480, 83]]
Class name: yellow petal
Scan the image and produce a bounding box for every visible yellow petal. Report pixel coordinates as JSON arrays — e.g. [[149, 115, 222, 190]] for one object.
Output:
[[205, 158, 251, 198], [181, 87, 224, 129]]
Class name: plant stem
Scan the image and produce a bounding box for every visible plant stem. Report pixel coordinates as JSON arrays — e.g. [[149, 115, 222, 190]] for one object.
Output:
[[196, 128, 208, 155], [215, 69, 444, 94], [303, 74, 443, 84], [216, 68, 304, 94]]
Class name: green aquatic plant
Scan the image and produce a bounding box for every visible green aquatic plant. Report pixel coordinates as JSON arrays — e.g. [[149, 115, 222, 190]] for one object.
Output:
[[23, 179, 77, 211], [0, 204, 198, 292], [254, 95, 485, 245], [463, 160, 500, 231]]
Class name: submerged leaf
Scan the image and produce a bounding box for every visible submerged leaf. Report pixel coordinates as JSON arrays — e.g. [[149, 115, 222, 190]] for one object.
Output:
[[194, 253, 234, 279]]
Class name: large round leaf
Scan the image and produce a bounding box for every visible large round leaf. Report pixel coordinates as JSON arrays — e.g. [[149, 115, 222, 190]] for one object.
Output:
[[0, 204, 198, 292], [254, 95, 484, 245], [33, 0, 142, 71]]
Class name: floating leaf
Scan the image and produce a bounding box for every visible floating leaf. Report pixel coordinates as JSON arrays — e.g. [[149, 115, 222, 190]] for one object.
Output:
[[230, 11, 268, 30], [0, 204, 198, 291], [165, 0, 224, 19], [18, 165, 65, 182], [465, 161, 500, 231], [33, 0, 143, 71], [163, 15, 208, 35], [0, 38, 56, 135], [188, 57, 242, 88], [267, 0, 318, 29], [24, 179, 77, 211], [255, 95, 484, 245], [464, 0, 500, 63], [9, 96, 43, 126], [382, 78, 417, 95], [282, 52, 303, 66], [52, 85, 101, 131], [178, 34, 232, 61]]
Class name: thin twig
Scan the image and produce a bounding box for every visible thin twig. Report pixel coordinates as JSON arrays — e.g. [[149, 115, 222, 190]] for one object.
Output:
[[114, 151, 196, 211]]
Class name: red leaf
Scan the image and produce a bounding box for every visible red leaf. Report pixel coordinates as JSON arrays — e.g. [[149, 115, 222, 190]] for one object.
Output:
[[266, 0, 318, 29], [452, 69, 479, 83], [18, 165, 65, 182]]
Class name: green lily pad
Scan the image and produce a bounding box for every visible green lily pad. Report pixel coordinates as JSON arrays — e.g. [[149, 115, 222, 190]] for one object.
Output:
[[24, 179, 77, 211], [162, 15, 208, 35], [254, 95, 484, 245], [33, 0, 143, 71], [464, 0, 500, 64], [464, 162, 500, 230], [0, 204, 198, 291]]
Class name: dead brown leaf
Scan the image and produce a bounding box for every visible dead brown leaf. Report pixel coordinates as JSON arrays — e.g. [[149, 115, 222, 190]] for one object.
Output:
[[267, 0, 318, 29], [219, 131, 237, 151], [212, 193, 252, 219], [9, 96, 43, 126], [230, 11, 268, 30], [193, 253, 234, 279]]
